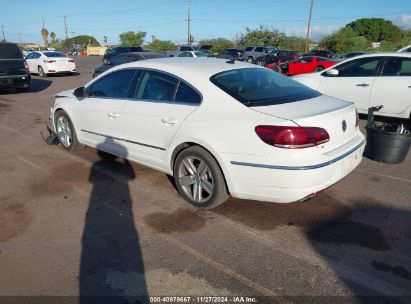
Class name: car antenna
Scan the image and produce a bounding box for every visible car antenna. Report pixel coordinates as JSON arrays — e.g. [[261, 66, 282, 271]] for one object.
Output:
[[226, 59, 235, 64]]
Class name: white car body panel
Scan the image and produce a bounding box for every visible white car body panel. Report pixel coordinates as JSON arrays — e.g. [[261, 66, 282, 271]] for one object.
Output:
[[51, 58, 365, 204], [292, 53, 411, 119]]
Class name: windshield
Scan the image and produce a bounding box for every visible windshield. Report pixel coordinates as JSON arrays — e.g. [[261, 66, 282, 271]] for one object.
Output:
[[210, 68, 321, 107], [44, 52, 66, 57]]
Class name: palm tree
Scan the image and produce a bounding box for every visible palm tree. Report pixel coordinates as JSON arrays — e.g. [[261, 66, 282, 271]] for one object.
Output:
[[50, 32, 56, 44], [103, 36, 108, 45], [41, 28, 49, 48]]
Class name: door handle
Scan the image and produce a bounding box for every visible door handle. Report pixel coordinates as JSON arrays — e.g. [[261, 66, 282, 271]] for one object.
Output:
[[107, 112, 119, 119], [161, 118, 178, 125], [356, 83, 369, 87]]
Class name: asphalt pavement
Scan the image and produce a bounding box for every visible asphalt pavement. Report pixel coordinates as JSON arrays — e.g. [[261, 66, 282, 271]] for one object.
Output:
[[0, 56, 410, 303]]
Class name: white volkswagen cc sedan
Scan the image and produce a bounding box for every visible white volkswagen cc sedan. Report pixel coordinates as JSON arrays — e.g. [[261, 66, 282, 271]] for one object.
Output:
[[292, 53, 411, 119], [50, 58, 365, 208]]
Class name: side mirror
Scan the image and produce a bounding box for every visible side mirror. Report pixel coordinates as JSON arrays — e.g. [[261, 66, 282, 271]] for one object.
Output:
[[73, 86, 85, 98], [325, 68, 339, 76]]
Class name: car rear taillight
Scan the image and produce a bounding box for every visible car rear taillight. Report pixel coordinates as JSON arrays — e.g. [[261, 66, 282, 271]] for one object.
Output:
[[68, 59, 74, 63], [44, 59, 56, 63], [23, 60, 29, 73], [292, 53, 298, 59], [255, 125, 330, 148], [355, 109, 359, 128]]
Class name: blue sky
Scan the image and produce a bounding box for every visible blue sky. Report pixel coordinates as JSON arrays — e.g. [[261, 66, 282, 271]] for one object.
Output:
[[1, 0, 410, 45]]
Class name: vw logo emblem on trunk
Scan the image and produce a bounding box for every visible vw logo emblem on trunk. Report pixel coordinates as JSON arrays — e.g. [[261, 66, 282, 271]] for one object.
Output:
[[342, 119, 347, 132]]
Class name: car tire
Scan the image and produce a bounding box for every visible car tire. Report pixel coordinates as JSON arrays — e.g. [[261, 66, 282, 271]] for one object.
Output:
[[315, 66, 324, 72], [38, 66, 47, 78], [54, 110, 81, 151], [174, 146, 229, 209], [247, 57, 254, 64]]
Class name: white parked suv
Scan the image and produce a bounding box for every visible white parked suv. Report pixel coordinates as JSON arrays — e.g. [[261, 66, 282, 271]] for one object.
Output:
[[25, 51, 76, 77], [292, 53, 411, 119], [50, 58, 364, 208]]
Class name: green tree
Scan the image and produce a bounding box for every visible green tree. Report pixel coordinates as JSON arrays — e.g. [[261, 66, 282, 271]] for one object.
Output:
[[50, 32, 56, 44], [40, 28, 49, 48], [119, 31, 146, 46], [277, 36, 310, 53], [199, 38, 233, 53], [320, 27, 369, 54], [63, 35, 99, 48], [243, 25, 285, 47], [103, 36, 108, 45], [147, 39, 177, 52], [347, 18, 402, 42]]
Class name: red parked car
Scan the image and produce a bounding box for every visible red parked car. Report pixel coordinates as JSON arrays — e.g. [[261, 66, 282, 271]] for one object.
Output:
[[287, 56, 339, 76]]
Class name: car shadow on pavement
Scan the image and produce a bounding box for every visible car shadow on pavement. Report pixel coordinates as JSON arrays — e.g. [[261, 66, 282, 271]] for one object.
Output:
[[214, 193, 411, 302], [80, 138, 147, 303], [28, 78, 53, 93]]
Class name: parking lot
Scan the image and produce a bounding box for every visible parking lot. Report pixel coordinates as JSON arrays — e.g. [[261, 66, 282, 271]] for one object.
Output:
[[0, 56, 410, 302]]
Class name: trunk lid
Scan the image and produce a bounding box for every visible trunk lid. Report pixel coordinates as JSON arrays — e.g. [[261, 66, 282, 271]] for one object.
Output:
[[252, 95, 358, 153]]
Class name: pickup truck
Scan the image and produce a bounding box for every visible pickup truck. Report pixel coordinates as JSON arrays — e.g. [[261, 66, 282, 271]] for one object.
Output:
[[0, 42, 31, 92]]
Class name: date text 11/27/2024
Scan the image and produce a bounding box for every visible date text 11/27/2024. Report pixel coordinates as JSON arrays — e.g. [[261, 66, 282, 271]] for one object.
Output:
[[149, 296, 258, 303]]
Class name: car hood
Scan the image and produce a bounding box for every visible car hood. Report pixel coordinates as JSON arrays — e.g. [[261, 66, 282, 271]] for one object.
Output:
[[94, 64, 110, 73]]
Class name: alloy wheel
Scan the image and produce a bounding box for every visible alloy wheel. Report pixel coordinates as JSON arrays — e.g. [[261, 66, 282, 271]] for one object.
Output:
[[177, 156, 214, 204], [56, 115, 72, 148]]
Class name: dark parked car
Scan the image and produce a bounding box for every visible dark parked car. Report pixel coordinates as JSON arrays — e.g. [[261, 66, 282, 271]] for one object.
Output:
[[338, 52, 367, 59], [215, 48, 245, 61], [0, 42, 31, 92], [102, 46, 144, 63], [308, 49, 334, 58], [256, 49, 299, 67], [93, 51, 166, 78]]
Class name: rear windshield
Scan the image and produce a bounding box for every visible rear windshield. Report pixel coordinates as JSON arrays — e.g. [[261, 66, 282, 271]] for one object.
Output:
[[0, 43, 23, 59], [210, 68, 321, 107], [44, 52, 66, 57]]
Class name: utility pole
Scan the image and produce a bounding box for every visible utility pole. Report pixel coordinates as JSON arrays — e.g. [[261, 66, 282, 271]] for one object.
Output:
[[63, 16, 68, 40], [305, 0, 314, 53], [1, 26, 5, 42], [187, 0, 191, 45]]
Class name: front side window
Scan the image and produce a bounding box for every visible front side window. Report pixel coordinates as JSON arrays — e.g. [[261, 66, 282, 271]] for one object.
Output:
[[336, 57, 380, 77], [89, 69, 136, 98], [134, 70, 178, 102], [381, 57, 411, 76], [297, 56, 312, 63], [210, 68, 321, 107], [245, 47, 253, 52]]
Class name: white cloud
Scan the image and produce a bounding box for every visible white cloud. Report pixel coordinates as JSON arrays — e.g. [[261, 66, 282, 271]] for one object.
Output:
[[393, 14, 411, 29], [284, 25, 340, 41]]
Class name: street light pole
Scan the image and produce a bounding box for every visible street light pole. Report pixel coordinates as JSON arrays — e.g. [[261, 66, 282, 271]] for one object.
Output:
[[305, 0, 314, 53]]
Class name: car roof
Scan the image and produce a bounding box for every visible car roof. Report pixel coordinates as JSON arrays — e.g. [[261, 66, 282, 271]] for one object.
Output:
[[349, 52, 411, 58], [111, 57, 256, 79]]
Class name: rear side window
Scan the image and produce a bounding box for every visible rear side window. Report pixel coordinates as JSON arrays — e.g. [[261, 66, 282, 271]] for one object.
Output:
[[210, 68, 321, 107], [0, 43, 23, 59], [89, 69, 136, 98], [337, 57, 380, 77], [175, 82, 201, 104], [255, 47, 263, 52], [381, 57, 411, 76]]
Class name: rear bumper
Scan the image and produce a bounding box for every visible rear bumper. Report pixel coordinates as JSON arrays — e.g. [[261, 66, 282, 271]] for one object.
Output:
[[0, 75, 31, 88], [222, 135, 365, 203]]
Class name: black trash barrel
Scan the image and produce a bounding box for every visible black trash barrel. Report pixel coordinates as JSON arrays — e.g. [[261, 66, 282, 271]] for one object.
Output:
[[365, 126, 411, 164]]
